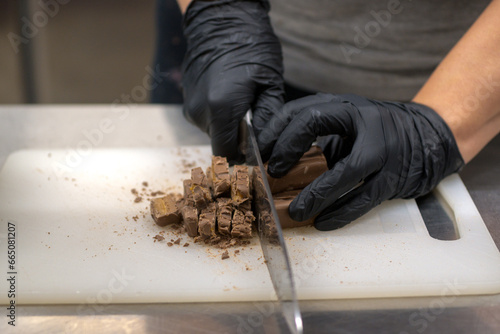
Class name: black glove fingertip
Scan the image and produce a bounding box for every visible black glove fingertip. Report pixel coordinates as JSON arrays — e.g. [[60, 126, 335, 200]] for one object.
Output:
[[266, 157, 287, 178], [314, 213, 352, 231], [288, 190, 318, 222]]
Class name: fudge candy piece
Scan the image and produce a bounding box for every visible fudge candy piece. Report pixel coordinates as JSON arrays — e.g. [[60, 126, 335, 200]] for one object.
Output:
[[266, 146, 328, 194], [231, 165, 251, 205], [190, 167, 212, 208], [231, 209, 254, 238], [216, 198, 233, 236], [210, 156, 230, 197], [198, 202, 217, 240], [273, 190, 315, 228], [181, 205, 199, 237], [150, 193, 183, 226]]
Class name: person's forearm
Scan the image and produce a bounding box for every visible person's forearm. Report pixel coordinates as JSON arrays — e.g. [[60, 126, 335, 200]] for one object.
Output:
[[177, 0, 192, 13], [413, 0, 500, 163]]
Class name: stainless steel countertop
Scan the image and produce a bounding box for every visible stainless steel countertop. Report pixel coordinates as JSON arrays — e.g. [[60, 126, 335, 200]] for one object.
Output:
[[1, 105, 499, 334]]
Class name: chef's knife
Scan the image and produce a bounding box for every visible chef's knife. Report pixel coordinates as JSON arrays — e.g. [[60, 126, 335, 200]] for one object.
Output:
[[240, 111, 303, 334]]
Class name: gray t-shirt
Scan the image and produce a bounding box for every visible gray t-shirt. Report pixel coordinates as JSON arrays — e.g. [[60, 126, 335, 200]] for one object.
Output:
[[269, 0, 490, 101]]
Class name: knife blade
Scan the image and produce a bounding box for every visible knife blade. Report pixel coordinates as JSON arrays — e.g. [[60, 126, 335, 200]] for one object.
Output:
[[241, 111, 303, 334]]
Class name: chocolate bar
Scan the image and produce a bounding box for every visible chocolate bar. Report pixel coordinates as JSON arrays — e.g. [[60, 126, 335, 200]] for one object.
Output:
[[266, 146, 328, 194], [273, 190, 315, 228]]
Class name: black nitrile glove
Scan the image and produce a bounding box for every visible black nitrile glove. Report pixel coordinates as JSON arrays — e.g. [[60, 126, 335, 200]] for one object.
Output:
[[182, 0, 284, 163], [261, 93, 464, 231]]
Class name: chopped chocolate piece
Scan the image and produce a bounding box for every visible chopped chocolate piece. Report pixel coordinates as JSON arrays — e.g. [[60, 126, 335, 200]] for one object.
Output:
[[261, 211, 278, 240], [211, 156, 231, 197], [150, 193, 182, 226], [216, 198, 233, 236], [237, 199, 252, 213], [206, 166, 213, 191], [174, 238, 181, 245], [181, 205, 199, 237], [209, 235, 221, 244], [183, 179, 195, 206], [167, 242, 173, 247], [183, 243, 189, 247], [273, 190, 315, 228], [190, 167, 212, 208], [191, 167, 209, 186], [231, 209, 253, 238], [183, 179, 192, 198], [266, 146, 328, 194], [231, 165, 251, 206], [221, 250, 230, 260], [252, 166, 266, 197], [198, 202, 217, 240]]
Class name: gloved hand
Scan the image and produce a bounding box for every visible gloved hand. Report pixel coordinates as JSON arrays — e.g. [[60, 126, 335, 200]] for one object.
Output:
[[261, 93, 464, 231], [182, 0, 284, 163]]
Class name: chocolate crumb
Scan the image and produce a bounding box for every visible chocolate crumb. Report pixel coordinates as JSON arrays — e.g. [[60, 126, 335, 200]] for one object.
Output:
[[174, 238, 181, 245], [132, 215, 139, 222], [183, 243, 189, 247], [167, 242, 173, 247], [153, 235, 165, 242], [221, 250, 230, 260], [151, 191, 165, 197], [134, 197, 142, 203], [142, 181, 149, 187], [131, 188, 138, 195]]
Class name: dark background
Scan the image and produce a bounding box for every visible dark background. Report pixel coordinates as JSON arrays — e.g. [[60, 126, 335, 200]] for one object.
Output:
[[0, 0, 157, 103]]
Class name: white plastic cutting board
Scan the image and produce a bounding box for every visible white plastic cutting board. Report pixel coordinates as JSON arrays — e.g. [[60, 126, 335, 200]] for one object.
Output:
[[1, 147, 500, 305]]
